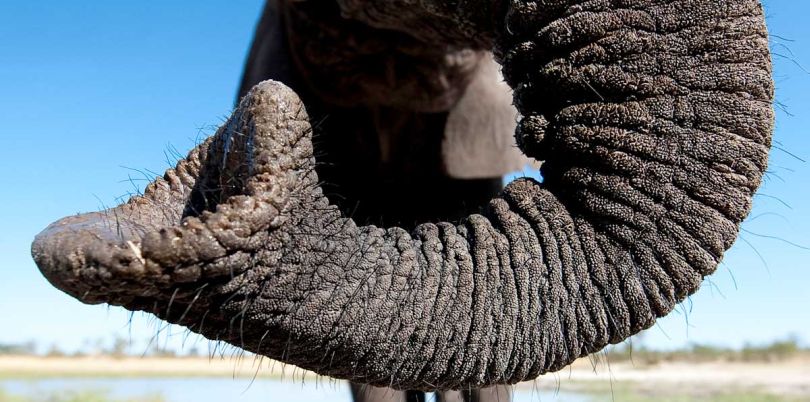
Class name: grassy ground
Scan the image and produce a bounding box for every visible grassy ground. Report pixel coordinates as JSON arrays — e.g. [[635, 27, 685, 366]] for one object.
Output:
[[1, 385, 807, 402], [563, 381, 810, 402], [525, 356, 810, 399], [1, 354, 809, 401]]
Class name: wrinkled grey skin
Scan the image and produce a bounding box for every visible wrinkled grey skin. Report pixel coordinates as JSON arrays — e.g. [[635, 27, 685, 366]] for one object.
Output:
[[32, 0, 773, 400], [240, 3, 520, 400]]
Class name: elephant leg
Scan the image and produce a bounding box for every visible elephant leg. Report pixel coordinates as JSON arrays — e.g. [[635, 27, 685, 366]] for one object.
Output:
[[463, 385, 511, 402], [351, 384, 509, 402], [350, 383, 426, 402], [435, 385, 511, 402]]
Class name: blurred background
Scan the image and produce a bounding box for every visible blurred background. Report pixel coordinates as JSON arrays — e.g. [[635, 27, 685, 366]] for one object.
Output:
[[1, 1, 808, 401]]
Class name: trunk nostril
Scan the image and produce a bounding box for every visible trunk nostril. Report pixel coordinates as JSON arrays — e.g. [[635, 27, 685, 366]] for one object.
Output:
[[219, 117, 257, 200], [183, 116, 257, 218]]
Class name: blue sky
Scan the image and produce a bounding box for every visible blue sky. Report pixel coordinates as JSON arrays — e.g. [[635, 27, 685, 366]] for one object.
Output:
[[0, 0, 808, 355]]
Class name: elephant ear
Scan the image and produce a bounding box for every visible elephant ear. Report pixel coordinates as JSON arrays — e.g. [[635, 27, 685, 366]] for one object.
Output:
[[442, 53, 537, 178], [238, 0, 298, 100]]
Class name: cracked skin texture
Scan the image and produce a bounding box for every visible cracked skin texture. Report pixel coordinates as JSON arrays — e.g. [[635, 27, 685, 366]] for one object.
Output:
[[32, 0, 773, 392]]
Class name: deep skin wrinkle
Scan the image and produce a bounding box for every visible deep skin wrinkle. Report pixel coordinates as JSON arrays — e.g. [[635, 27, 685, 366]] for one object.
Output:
[[33, 0, 773, 392]]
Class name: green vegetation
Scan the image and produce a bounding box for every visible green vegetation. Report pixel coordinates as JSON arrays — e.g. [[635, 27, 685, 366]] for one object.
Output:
[[0, 343, 37, 357], [607, 336, 808, 365], [0, 337, 201, 359], [0, 388, 164, 402], [4, 335, 804, 362]]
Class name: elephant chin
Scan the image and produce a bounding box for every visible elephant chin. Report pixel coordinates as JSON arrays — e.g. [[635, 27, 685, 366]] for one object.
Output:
[[32, 0, 773, 392]]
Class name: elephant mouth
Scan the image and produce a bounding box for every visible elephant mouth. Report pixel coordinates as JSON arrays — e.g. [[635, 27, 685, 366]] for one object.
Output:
[[32, 82, 308, 305]]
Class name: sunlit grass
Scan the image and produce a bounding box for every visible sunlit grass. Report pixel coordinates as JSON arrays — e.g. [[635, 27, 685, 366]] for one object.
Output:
[[586, 390, 810, 402]]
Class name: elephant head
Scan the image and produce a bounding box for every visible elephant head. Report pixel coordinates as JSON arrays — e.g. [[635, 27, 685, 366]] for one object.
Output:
[[32, 0, 773, 391]]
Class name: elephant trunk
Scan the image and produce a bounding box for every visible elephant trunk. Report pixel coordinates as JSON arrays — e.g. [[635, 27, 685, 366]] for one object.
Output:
[[32, 0, 772, 392]]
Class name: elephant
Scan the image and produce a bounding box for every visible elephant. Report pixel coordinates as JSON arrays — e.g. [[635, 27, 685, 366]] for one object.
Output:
[[31, 0, 773, 401]]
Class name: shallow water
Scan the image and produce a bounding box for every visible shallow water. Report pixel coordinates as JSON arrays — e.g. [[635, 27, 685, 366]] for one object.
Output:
[[1, 377, 591, 402]]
